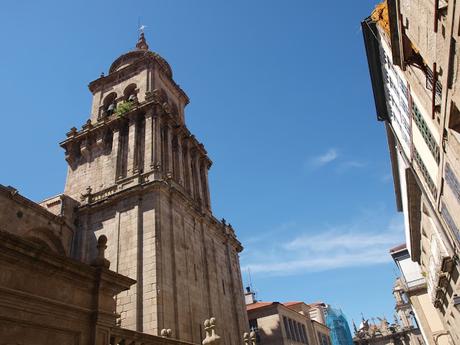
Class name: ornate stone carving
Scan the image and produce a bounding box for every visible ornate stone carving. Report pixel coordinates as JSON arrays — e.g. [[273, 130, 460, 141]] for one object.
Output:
[[202, 318, 220, 345], [91, 235, 110, 268], [160, 329, 172, 338]]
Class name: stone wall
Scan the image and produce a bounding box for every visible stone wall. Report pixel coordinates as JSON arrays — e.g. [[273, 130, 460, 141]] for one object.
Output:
[[0, 230, 135, 345], [0, 184, 76, 256], [75, 182, 248, 344]]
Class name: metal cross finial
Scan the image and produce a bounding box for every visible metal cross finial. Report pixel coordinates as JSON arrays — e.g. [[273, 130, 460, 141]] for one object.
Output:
[[139, 24, 147, 34]]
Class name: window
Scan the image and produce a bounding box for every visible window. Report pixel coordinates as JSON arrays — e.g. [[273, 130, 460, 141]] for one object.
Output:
[[445, 163, 460, 203], [282, 316, 309, 343], [412, 102, 440, 163], [249, 318, 258, 331], [283, 316, 291, 340], [317, 332, 329, 345], [301, 325, 309, 345], [249, 319, 261, 343], [293, 322, 301, 343], [449, 101, 460, 137], [413, 147, 437, 197]]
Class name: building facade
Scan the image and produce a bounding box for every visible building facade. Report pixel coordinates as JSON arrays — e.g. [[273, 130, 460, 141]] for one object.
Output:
[[246, 301, 329, 345], [352, 272, 424, 345], [362, 1, 460, 343], [353, 317, 422, 345], [0, 32, 249, 345], [390, 244, 449, 345]]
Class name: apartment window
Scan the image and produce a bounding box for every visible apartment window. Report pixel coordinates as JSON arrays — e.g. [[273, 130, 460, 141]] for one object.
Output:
[[248, 319, 261, 343], [449, 101, 460, 136], [283, 316, 291, 340], [317, 332, 330, 345], [288, 319, 297, 342], [445, 163, 460, 204], [294, 322, 302, 343], [413, 148, 437, 197], [425, 65, 442, 104], [301, 324, 309, 344], [282, 316, 309, 344], [441, 202, 460, 240], [412, 102, 440, 163]]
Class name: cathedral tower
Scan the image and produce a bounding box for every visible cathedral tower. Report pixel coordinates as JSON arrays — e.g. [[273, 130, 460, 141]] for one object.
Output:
[[60, 33, 248, 344]]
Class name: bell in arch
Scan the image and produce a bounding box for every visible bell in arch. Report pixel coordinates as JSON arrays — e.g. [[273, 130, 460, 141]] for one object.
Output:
[[107, 102, 116, 115]]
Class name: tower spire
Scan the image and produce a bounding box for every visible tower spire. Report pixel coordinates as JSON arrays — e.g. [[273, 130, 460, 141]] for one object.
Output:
[[136, 24, 149, 51]]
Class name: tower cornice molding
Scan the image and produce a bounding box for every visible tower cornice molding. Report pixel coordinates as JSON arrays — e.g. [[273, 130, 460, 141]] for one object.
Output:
[[76, 179, 243, 252]]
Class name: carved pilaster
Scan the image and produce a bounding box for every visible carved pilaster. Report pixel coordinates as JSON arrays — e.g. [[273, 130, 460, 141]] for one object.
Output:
[[201, 161, 211, 209], [165, 123, 174, 178], [127, 116, 138, 175], [184, 139, 194, 197], [175, 133, 184, 185], [144, 111, 153, 173], [112, 128, 121, 181], [152, 113, 162, 179], [193, 153, 203, 204]]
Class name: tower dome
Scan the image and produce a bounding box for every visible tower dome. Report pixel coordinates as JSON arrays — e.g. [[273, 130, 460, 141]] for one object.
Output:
[[108, 32, 173, 77]]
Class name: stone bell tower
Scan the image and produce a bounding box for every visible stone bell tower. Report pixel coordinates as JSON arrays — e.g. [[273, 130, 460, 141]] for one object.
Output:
[[60, 32, 248, 344]]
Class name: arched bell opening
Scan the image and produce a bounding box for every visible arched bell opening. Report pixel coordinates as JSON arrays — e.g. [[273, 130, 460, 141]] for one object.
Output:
[[100, 92, 118, 119], [123, 83, 138, 102]]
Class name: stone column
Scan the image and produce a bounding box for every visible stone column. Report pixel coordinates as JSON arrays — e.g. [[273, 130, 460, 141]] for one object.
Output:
[[176, 134, 184, 185], [112, 128, 121, 181], [194, 154, 203, 204], [144, 111, 153, 174], [152, 113, 162, 179], [165, 123, 174, 178], [201, 161, 211, 209], [127, 116, 138, 175], [184, 140, 194, 197]]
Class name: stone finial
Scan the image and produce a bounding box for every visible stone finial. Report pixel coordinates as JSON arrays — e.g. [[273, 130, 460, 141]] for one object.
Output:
[[249, 331, 257, 345], [202, 318, 221, 345], [66, 127, 78, 138], [91, 235, 110, 268], [136, 32, 149, 51], [243, 332, 250, 345], [160, 329, 172, 338]]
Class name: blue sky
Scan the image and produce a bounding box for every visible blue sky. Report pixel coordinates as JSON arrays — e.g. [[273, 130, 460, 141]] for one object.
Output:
[[0, 0, 403, 330]]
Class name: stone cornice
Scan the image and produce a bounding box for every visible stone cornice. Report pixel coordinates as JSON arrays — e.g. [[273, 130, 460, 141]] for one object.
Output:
[[60, 98, 213, 170], [0, 185, 68, 227], [76, 178, 243, 252], [0, 230, 135, 293]]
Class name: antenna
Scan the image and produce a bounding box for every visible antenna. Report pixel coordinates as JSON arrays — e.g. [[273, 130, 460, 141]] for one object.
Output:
[[248, 268, 253, 291]]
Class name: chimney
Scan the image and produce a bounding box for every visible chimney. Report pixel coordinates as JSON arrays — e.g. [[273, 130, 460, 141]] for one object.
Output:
[[245, 286, 256, 305]]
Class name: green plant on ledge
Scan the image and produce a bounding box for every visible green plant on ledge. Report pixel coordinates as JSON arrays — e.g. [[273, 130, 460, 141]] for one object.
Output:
[[115, 100, 134, 117]]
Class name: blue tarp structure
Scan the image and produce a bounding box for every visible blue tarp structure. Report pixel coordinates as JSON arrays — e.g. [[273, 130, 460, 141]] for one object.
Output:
[[325, 307, 354, 345]]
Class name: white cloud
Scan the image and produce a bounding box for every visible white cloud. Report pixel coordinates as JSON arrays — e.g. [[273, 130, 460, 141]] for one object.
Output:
[[241, 213, 404, 276], [309, 148, 339, 167]]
